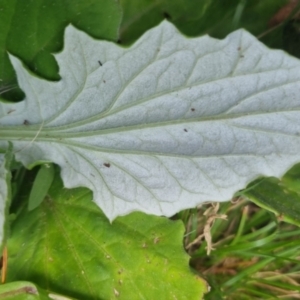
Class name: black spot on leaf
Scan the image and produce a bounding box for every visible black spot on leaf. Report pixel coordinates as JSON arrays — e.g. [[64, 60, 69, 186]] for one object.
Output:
[[104, 163, 111, 168], [98, 60, 103, 66]]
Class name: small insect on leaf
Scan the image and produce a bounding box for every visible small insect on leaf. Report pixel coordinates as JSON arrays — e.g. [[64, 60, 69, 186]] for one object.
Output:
[[104, 163, 111, 168], [28, 163, 55, 211]]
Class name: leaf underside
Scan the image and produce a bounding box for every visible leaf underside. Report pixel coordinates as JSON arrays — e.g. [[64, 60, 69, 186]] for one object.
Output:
[[0, 20, 300, 221], [0, 154, 8, 249], [0, 146, 12, 250]]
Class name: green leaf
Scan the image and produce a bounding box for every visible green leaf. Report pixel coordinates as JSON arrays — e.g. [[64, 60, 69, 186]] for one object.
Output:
[[0, 0, 122, 101], [119, 0, 287, 45], [242, 165, 300, 226], [281, 163, 300, 195], [283, 19, 300, 59], [0, 21, 300, 221], [0, 281, 49, 299], [28, 163, 54, 211], [7, 173, 207, 300]]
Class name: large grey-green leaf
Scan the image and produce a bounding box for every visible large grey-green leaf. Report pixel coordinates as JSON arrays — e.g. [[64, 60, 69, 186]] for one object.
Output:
[[0, 21, 300, 220]]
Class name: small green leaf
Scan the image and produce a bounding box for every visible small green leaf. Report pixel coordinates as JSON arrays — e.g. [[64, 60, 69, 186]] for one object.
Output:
[[280, 163, 300, 195], [0, 281, 51, 299], [28, 164, 54, 211], [7, 172, 207, 300], [242, 174, 300, 226]]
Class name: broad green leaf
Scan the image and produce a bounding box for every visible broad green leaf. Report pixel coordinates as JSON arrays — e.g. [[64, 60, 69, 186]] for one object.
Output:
[[0, 21, 300, 221], [28, 163, 55, 211], [0, 0, 122, 101], [0, 144, 12, 251], [7, 173, 207, 300], [0, 281, 61, 299]]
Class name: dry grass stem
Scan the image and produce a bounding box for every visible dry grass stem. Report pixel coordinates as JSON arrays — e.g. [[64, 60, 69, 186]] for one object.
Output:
[[185, 203, 227, 255]]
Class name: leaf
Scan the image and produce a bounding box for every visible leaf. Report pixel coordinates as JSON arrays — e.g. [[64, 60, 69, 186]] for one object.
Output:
[[283, 19, 300, 59], [0, 0, 122, 101], [120, 0, 287, 44], [0, 145, 12, 252], [0, 20, 300, 221], [0, 281, 63, 299], [281, 163, 300, 195], [0, 156, 7, 247], [241, 164, 300, 226], [28, 163, 55, 211], [7, 173, 207, 300]]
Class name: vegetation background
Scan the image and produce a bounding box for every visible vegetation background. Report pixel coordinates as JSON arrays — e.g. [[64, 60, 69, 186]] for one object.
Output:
[[0, 0, 300, 299]]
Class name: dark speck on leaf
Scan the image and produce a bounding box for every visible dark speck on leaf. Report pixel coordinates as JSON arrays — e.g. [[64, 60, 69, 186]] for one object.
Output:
[[191, 108, 195, 112], [184, 129, 188, 132], [23, 120, 29, 125], [104, 163, 111, 168], [98, 60, 102, 66], [103, 80, 106, 83]]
